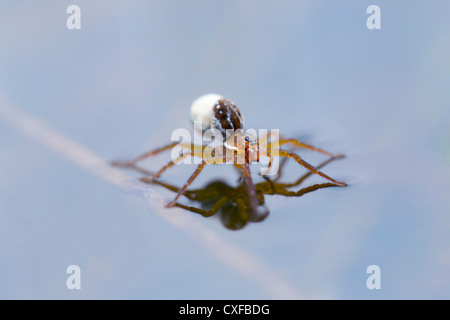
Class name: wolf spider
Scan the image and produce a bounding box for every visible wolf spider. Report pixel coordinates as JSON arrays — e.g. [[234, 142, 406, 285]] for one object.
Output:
[[112, 94, 347, 217]]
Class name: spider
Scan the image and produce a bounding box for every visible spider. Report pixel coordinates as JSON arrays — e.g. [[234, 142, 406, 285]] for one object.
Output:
[[127, 155, 341, 230], [112, 93, 347, 216]]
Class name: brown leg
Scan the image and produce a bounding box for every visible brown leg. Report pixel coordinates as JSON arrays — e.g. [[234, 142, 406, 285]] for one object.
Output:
[[270, 138, 345, 158], [166, 161, 207, 207], [276, 182, 339, 197], [140, 152, 190, 182], [276, 156, 340, 189], [112, 142, 205, 167], [115, 163, 155, 177], [112, 142, 179, 167], [174, 196, 228, 217], [278, 150, 347, 186], [236, 163, 269, 217], [262, 176, 276, 194], [272, 152, 290, 183]]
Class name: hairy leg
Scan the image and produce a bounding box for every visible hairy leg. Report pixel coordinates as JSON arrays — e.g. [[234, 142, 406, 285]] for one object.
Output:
[[278, 150, 347, 186], [166, 161, 207, 207]]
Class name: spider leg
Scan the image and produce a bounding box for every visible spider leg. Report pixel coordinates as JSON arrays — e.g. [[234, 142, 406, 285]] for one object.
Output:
[[271, 151, 290, 183], [173, 196, 228, 217], [112, 142, 179, 167], [236, 163, 269, 218], [278, 150, 347, 186], [112, 142, 205, 167], [276, 156, 340, 189], [260, 151, 274, 176], [166, 160, 207, 207], [275, 183, 339, 197], [269, 138, 345, 158], [140, 152, 191, 182], [142, 178, 195, 200], [114, 163, 155, 177], [262, 176, 277, 194]]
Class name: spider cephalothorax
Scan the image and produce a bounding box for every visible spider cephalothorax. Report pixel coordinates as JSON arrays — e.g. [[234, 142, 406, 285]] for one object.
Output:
[[113, 93, 347, 217]]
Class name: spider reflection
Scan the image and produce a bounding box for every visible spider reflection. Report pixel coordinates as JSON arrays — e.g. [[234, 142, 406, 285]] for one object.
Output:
[[127, 156, 342, 230]]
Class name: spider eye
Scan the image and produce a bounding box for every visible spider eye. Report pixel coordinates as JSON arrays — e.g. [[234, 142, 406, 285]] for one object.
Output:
[[245, 136, 250, 142]]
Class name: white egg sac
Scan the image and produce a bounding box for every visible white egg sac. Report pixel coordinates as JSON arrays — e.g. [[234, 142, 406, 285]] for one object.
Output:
[[189, 93, 224, 131]]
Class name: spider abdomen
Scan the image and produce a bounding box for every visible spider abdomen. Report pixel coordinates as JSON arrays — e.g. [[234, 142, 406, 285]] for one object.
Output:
[[190, 93, 244, 137], [212, 98, 244, 136]]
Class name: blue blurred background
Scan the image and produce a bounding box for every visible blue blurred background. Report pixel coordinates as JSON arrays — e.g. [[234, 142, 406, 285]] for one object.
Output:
[[0, 1, 449, 299]]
